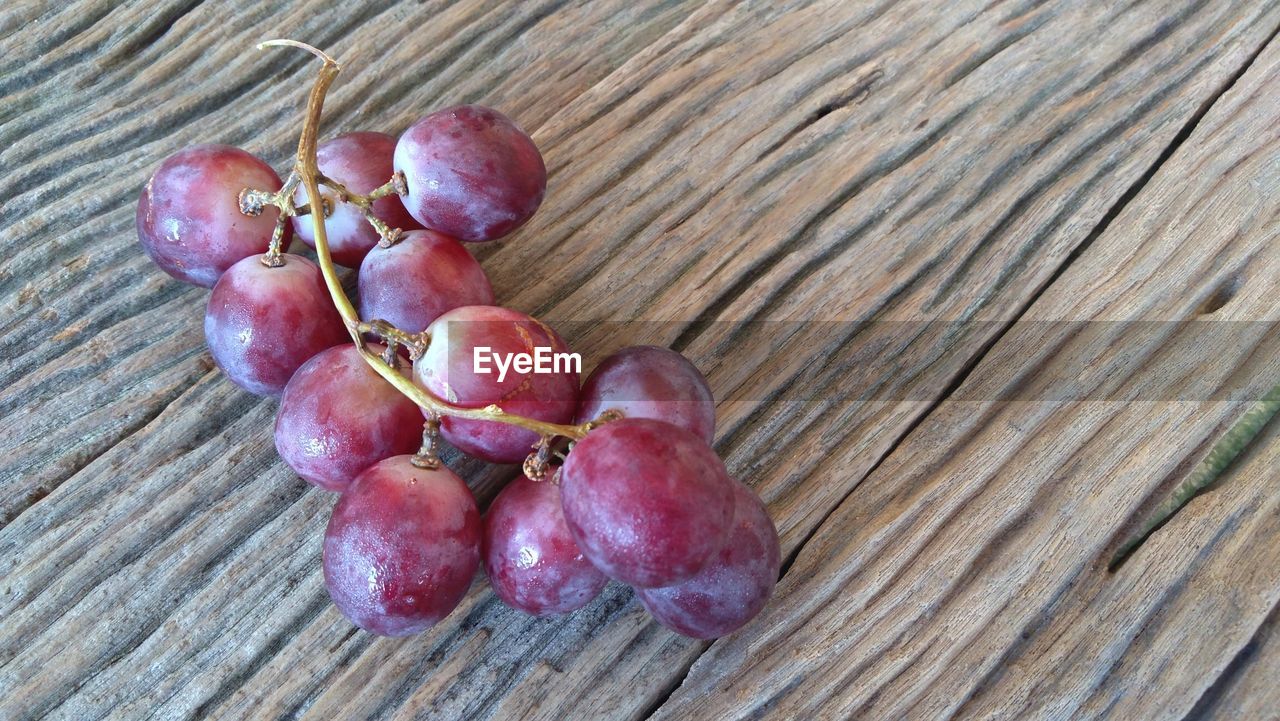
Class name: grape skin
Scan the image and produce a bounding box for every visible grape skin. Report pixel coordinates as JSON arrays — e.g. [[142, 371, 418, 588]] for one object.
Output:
[[136, 144, 286, 288], [291, 132, 422, 268], [413, 306, 579, 464], [323, 456, 481, 636], [274, 345, 424, 492], [204, 253, 347, 397], [637, 480, 780, 639], [560, 418, 735, 588], [394, 105, 546, 242], [142, 104, 770, 639], [358, 229, 494, 334], [483, 469, 608, 616], [575, 346, 716, 443]]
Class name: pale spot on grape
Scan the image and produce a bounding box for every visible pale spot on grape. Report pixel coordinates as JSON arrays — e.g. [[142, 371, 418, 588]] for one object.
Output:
[[517, 546, 539, 570]]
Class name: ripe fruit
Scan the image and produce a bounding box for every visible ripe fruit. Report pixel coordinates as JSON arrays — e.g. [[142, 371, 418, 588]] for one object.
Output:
[[291, 132, 422, 267], [358, 229, 494, 333], [204, 253, 347, 396], [275, 344, 424, 492], [323, 456, 482, 636], [394, 105, 546, 242], [560, 418, 735, 588], [135, 45, 781, 639], [637, 481, 780, 638], [483, 469, 608, 616], [575, 345, 716, 443], [412, 306, 579, 463], [136, 144, 286, 287]]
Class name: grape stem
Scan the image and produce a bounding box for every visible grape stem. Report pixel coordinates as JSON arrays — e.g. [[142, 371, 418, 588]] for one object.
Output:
[[356, 319, 429, 359], [238, 171, 321, 267], [1108, 382, 1280, 570], [317, 172, 409, 247], [260, 39, 593, 442], [523, 437, 553, 481], [412, 416, 442, 469]]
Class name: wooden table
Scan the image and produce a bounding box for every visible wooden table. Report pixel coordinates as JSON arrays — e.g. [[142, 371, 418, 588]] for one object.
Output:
[[3, 1, 1278, 718]]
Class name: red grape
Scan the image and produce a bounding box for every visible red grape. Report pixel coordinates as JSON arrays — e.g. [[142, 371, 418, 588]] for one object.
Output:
[[575, 346, 716, 443], [204, 253, 347, 396], [637, 480, 780, 638], [136, 144, 286, 287], [358, 229, 494, 333], [274, 344, 423, 492], [560, 418, 735, 588], [323, 456, 481, 636], [394, 105, 546, 242], [412, 306, 579, 463], [483, 469, 608, 616], [291, 132, 421, 267]]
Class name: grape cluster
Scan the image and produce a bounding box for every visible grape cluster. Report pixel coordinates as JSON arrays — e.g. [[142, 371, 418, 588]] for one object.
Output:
[[137, 74, 780, 640]]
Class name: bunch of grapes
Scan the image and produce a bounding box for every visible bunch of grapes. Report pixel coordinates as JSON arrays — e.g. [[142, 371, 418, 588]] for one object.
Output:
[[134, 43, 780, 640]]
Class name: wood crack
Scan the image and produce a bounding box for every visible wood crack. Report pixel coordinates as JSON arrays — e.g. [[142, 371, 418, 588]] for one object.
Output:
[[188, 591, 337, 721], [942, 4, 1052, 88], [641, 9, 1280, 721], [635, 643, 711, 721], [1101, 17, 1280, 567], [104, 0, 207, 65], [671, 102, 977, 353], [756, 66, 885, 161], [0, 366, 216, 532], [1181, 594, 1280, 721]]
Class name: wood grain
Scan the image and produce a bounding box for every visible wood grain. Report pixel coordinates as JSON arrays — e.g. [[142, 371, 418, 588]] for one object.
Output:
[[655, 35, 1280, 720], [1, 0, 1277, 719], [1190, 596, 1280, 720]]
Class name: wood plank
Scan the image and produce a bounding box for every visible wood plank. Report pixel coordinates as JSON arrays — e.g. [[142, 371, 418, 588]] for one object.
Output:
[[1191, 596, 1280, 720], [0, 0, 1276, 719], [651, 34, 1280, 719]]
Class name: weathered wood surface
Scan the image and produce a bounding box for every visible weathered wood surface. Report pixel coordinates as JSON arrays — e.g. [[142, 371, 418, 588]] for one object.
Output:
[[1, 1, 1277, 719], [656, 37, 1280, 719]]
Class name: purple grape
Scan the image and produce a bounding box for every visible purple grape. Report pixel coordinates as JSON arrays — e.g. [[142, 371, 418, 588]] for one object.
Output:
[[291, 132, 422, 267], [575, 346, 716, 443], [323, 456, 481, 636], [358, 229, 494, 334], [136, 144, 287, 287], [637, 480, 780, 638], [560, 418, 735, 588], [412, 305, 579, 464], [394, 105, 546, 242], [204, 253, 347, 396], [483, 469, 608, 616], [274, 344, 424, 492]]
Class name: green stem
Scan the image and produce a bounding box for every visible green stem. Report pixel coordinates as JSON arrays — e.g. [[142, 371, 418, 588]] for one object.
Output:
[[1110, 383, 1280, 569]]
